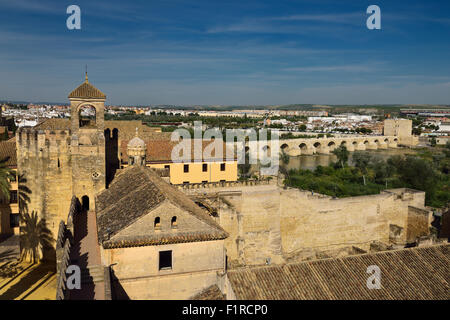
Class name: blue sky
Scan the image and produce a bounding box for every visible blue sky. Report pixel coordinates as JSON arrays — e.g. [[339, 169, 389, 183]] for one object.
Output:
[[0, 0, 449, 105]]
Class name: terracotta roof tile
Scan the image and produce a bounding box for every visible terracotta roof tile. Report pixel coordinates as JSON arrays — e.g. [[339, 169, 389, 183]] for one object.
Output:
[[227, 244, 450, 300], [68, 81, 106, 99], [0, 137, 16, 167], [121, 139, 235, 162], [190, 285, 226, 300], [96, 166, 228, 247]]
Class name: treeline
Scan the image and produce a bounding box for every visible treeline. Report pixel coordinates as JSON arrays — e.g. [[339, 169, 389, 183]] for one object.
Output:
[[105, 112, 261, 129]]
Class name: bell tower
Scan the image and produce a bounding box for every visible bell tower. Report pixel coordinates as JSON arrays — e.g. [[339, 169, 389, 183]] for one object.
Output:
[[68, 72, 106, 210]]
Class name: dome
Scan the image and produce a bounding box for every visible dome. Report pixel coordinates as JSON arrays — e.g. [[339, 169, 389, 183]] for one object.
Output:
[[128, 136, 146, 149]]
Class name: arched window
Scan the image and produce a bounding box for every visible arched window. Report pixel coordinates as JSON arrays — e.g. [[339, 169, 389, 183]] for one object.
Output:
[[171, 216, 177, 228], [154, 217, 161, 229], [78, 105, 96, 128]]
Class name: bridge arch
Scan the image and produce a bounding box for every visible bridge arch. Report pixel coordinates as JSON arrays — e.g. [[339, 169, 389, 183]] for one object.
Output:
[[262, 145, 271, 157], [280, 143, 289, 153]]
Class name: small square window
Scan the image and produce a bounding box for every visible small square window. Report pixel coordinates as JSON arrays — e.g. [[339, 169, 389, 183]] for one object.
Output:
[[220, 163, 226, 171], [184, 164, 189, 173], [159, 250, 172, 270], [202, 163, 207, 172], [9, 191, 18, 204], [164, 165, 170, 171]]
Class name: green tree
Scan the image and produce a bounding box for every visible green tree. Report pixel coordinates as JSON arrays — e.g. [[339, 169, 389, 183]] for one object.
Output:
[[332, 146, 349, 169], [430, 137, 437, 147], [352, 152, 371, 185]]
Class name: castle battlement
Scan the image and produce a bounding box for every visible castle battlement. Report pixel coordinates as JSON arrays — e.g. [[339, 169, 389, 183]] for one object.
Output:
[[16, 128, 71, 158]]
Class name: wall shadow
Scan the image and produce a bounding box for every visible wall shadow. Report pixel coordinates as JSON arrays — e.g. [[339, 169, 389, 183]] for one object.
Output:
[[105, 128, 119, 188]]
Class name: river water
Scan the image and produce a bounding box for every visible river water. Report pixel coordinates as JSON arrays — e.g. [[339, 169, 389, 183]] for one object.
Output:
[[284, 148, 417, 171]]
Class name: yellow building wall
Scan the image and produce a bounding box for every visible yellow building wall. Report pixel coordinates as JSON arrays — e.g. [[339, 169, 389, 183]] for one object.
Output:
[[147, 161, 238, 184]]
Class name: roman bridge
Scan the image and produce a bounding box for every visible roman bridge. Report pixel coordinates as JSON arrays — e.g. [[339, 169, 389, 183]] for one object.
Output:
[[242, 135, 399, 157]]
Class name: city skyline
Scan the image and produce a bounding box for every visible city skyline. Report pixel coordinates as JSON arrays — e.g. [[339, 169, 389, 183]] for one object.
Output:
[[1, 0, 450, 105]]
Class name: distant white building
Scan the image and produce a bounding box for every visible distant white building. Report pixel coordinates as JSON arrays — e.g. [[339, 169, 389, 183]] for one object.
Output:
[[438, 122, 450, 132]]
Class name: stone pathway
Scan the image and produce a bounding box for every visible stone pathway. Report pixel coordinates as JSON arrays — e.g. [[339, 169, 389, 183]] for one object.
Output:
[[69, 210, 105, 300]]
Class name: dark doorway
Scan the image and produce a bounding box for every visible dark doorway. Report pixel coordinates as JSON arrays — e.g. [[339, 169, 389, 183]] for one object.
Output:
[[82, 195, 89, 211]]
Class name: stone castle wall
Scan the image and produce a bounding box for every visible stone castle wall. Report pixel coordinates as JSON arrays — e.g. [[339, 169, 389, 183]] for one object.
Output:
[[16, 128, 74, 240], [185, 184, 430, 267]]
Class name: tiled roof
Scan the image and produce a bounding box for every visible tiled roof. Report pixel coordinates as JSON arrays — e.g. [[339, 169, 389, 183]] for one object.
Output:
[[227, 244, 450, 300], [190, 285, 226, 300], [0, 137, 17, 167], [96, 165, 228, 247], [68, 80, 106, 99], [33, 119, 71, 130], [101, 232, 228, 249], [121, 139, 236, 162]]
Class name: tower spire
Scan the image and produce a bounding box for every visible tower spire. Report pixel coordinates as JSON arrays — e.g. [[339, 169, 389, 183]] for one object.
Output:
[[85, 65, 88, 83]]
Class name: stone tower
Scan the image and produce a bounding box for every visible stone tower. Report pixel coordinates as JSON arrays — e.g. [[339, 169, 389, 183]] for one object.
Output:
[[68, 73, 106, 210], [127, 128, 147, 166]]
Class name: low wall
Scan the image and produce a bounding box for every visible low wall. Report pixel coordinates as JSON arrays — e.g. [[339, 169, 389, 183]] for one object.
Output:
[[185, 185, 429, 266]]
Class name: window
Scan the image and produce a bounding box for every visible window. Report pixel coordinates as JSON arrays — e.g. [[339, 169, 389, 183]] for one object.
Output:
[[10, 214, 19, 228], [220, 163, 226, 171], [164, 165, 170, 171], [159, 250, 172, 270], [202, 163, 208, 172], [171, 216, 177, 228], [154, 217, 161, 229], [9, 191, 18, 204], [183, 181, 189, 185], [184, 164, 189, 173], [202, 180, 208, 184]]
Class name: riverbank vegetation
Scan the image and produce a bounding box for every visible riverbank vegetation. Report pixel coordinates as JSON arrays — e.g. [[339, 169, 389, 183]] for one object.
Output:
[[284, 144, 450, 208]]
